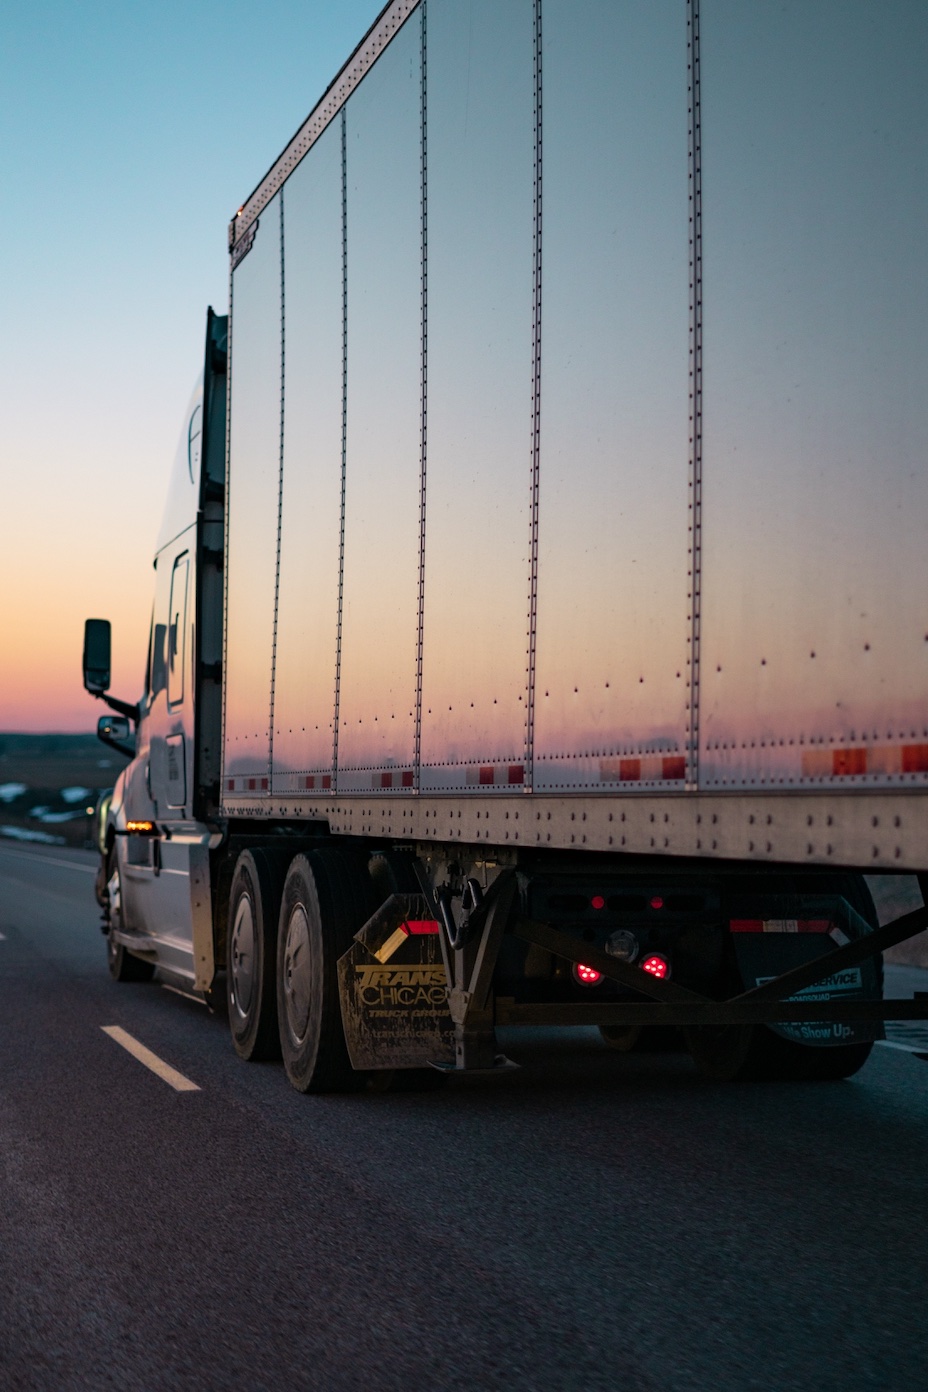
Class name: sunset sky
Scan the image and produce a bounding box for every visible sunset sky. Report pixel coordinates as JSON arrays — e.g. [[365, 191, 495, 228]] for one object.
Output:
[[0, 0, 381, 732]]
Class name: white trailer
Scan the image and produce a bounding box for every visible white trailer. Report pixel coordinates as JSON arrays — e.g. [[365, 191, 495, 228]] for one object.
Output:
[[84, 0, 928, 1089]]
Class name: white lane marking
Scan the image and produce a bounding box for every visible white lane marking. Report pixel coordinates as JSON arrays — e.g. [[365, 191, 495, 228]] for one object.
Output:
[[877, 1038, 928, 1058], [0, 847, 96, 874], [100, 1026, 200, 1092], [161, 983, 207, 1006]]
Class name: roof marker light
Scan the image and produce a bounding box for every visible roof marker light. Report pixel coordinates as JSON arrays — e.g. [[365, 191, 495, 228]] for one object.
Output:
[[649, 896, 664, 910], [591, 895, 606, 910]]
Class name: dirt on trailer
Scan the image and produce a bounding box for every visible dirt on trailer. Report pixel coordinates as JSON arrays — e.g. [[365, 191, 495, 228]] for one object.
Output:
[[0, 733, 128, 849]]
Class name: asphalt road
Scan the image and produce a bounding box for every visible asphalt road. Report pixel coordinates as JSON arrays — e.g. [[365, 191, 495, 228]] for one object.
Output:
[[2, 842, 927, 1392]]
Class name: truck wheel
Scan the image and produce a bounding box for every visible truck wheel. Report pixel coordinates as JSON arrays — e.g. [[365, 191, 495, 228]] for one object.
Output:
[[369, 848, 421, 897], [746, 873, 878, 1080], [689, 873, 880, 1082], [600, 1026, 682, 1053], [105, 855, 154, 983], [600, 1025, 643, 1053], [227, 849, 285, 1061], [686, 1025, 873, 1082], [685, 1024, 758, 1082], [277, 848, 375, 1093], [749, 1029, 873, 1081]]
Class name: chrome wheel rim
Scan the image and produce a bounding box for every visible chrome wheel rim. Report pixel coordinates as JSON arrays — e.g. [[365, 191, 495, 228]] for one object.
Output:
[[283, 904, 312, 1044], [230, 894, 256, 1020], [107, 866, 121, 967]]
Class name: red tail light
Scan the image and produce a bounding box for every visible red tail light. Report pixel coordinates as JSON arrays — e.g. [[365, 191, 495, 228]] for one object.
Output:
[[574, 963, 603, 986], [640, 953, 669, 979]]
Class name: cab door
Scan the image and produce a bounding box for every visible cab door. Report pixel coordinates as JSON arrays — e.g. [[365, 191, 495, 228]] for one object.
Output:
[[127, 531, 202, 979], [115, 618, 159, 933], [148, 536, 195, 820]]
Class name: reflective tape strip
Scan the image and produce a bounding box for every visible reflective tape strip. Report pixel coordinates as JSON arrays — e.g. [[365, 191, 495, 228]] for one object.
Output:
[[242, 777, 269, 792], [465, 764, 525, 786], [730, 919, 834, 934], [372, 771, 415, 789], [373, 926, 408, 964], [801, 743, 928, 778], [372, 918, 438, 964], [600, 755, 685, 783]]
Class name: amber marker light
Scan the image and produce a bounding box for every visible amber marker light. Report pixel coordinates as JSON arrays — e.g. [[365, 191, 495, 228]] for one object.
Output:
[[126, 820, 155, 834]]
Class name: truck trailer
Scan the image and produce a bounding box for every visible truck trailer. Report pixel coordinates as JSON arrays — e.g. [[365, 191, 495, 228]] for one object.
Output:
[[83, 0, 928, 1089]]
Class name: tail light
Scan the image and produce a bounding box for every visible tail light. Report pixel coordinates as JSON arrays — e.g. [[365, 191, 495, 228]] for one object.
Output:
[[640, 953, 670, 979], [573, 963, 603, 986]]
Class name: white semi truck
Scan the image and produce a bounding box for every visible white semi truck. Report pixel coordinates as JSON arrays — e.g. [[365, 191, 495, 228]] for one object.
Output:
[[83, 0, 928, 1089]]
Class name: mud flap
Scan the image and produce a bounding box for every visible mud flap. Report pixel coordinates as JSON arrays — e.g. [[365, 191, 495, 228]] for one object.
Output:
[[730, 896, 883, 1047], [337, 894, 454, 1070]]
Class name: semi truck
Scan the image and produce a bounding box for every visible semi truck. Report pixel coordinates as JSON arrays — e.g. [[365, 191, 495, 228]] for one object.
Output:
[[83, 0, 928, 1090]]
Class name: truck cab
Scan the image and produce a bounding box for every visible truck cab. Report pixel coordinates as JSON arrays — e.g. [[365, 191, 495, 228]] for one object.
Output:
[[83, 310, 227, 989]]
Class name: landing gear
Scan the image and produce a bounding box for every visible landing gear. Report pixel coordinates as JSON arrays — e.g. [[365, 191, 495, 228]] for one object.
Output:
[[600, 1026, 681, 1054]]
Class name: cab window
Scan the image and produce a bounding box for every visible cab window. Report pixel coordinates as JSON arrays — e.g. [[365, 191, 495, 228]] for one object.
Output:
[[168, 554, 189, 708]]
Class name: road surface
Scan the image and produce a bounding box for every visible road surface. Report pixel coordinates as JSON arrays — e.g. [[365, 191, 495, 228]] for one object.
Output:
[[1, 841, 927, 1391]]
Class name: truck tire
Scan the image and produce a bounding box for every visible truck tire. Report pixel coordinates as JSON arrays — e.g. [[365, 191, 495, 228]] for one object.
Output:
[[685, 1023, 873, 1083], [105, 854, 155, 983], [684, 1023, 757, 1082], [227, 849, 285, 1062], [687, 873, 880, 1082], [600, 1026, 682, 1054], [277, 847, 375, 1093], [748, 1028, 872, 1081]]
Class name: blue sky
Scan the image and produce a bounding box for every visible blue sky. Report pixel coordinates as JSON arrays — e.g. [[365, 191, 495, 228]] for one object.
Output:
[[0, 0, 382, 729]]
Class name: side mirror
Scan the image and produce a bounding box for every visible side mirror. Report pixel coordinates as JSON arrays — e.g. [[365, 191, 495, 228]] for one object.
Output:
[[83, 619, 112, 693], [96, 714, 134, 759]]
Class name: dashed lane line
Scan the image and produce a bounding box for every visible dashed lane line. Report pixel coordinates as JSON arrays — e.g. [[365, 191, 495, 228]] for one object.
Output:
[[101, 1026, 200, 1092]]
